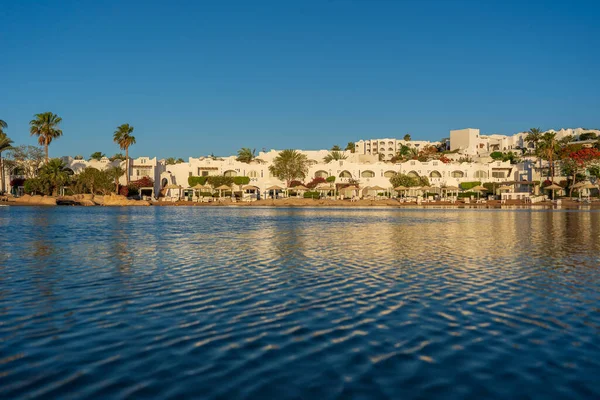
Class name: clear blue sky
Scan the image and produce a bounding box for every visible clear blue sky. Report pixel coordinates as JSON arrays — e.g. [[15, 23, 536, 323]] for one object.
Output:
[[2, 0, 599, 159]]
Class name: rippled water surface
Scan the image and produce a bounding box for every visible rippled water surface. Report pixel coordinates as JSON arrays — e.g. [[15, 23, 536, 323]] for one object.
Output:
[[1, 206, 599, 399]]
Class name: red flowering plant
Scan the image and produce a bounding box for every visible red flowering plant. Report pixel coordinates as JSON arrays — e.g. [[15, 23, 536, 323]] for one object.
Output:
[[306, 177, 327, 189]]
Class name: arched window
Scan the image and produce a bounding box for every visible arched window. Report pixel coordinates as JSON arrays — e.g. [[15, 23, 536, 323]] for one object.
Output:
[[161, 178, 168, 188], [451, 170, 465, 178], [339, 170, 352, 178], [474, 170, 487, 178], [388, 147, 394, 151], [315, 170, 329, 178], [383, 170, 396, 178], [430, 170, 442, 178], [248, 170, 258, 178], [361, 170, 375, 178], [224, 170, 237, 177], [407, 170, 419, 178]]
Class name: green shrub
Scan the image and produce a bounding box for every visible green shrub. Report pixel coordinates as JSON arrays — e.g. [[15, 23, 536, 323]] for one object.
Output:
[[483, 183, 495, 192], [188, 176, 209, 186], [24, 178, 46, 195], [233, 176, 250, 185], [459, 181, 481, 190], [325, 176, 336, 183], [206, 176, 234, 188], [303, 191, 319, 199]]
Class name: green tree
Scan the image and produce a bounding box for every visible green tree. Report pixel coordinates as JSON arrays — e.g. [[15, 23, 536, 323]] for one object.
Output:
[[177, 158, 185, 163], [331, 145, 342, 151], [389, 173, 419, 187], [0, 119, 7, 136], [165, 157, 177, 165], [538, 132, 560, 177], [113, 124, 136, 184], [524, 127, 542, 154], [0, 127, 14, 194], [29, 112, 63, 162], [403, 134, 411, 141], [72, 167, 112, 194], [90, 151, 105, 161], [236, 148, 256, 163], [106, 166, 125, 194], [323, 150, 347, 163], [268, 149, 309, 187], [579, 132, 597, 141], [38, 158, 72, 196], [110, 153, 125, 161], [345, 142, 355, 153]]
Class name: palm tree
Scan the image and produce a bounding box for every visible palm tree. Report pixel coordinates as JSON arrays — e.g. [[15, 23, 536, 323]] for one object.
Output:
[[113, 124, 136, 184], [29, 112, 63, 162], [403, 134, 411, 141], [0, 119, 7, 136], [90, 152, 105, 161], [268, 149, 309, 187], [539, 132, 559, 178], [345, 142, 355, 153], [236, 148, 256, 163], [107, 166, 125, 194], [0, 129, 14, 194], [524, 128, 542, 154], [331, 145, 342, 151], [39, 158, 71, 196], [323, 150, 348, 163]]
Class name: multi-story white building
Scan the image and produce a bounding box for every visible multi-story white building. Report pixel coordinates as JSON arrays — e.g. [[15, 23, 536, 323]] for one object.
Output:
[[354, 138, 441, 161]]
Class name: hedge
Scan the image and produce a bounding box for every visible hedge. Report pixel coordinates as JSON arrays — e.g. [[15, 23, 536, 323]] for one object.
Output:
[[303, 191, 320, 199], [187, 175, 250, 187], [325, 176, 336, 183], [459, 181, 481, 190], [188, 176, 209, 186]]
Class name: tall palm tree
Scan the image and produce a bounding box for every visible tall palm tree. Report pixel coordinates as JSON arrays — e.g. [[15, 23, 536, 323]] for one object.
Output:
[[524, 128, 542, 154], [236, 148, 256, 163], [539, 132, 559, 178], [113, 124, 136, 184], [0, 129, 14, 194], [29, 112, 63, 162]]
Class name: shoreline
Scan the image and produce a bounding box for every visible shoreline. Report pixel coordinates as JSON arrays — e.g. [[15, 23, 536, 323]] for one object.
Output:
[[3, 196, 599, 209]]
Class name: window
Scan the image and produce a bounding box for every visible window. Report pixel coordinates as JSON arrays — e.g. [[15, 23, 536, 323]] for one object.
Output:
[[248, 171, 258, 178], [339, 170, 352, 178], [361, 170, 375, 178], [492, 171, 505, 178], [223, 170, 237, 177], [451, 171, 465, 178], [202, 171, 209, 177], [383, 170, 396, 178], [474, 170, 488, 178], [430, 171, 442, 178], [407, 171, 419, 178], [315, 170, 329, 178]]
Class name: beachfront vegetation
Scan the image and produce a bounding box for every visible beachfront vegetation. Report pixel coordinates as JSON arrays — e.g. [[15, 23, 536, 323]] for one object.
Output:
[[113, 124, 136, 184], [490, 151, 521, 164], [345, 142, 355, 153], [268, 149, 309, 186], [29, 112, 63, 162], [187, 175, 250, 188], [0, 128, 14, 193], [107, 166, 125, 194], [24, 159, 72, 196], [388, 173, 429, 188], [236, 148, 257, 163], [72, 167, 114, 195], [459, 181, 482, 191]]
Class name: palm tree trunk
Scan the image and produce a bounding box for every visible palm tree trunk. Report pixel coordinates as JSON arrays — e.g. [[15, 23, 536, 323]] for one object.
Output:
[[45, 138, 49, 162], [125, 148, 129, 185], [0, 153, 4, 194]]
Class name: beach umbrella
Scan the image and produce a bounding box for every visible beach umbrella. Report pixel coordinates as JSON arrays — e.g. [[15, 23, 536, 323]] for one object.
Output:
[[471, 185, 488, 200], [545, 183, 562, 200], [164, 184, 182, 200], [290, 185, 308, 190], [498, 185, 513, 191], [266, 185, 283, 191], [216, 184, 232, 197], [443, 185, 459, 199]]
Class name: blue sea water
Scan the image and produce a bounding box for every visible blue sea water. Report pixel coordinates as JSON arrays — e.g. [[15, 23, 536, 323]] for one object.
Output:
[[0, 206, 599, 399]]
